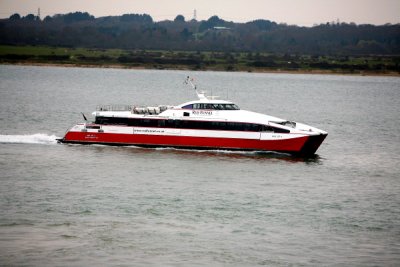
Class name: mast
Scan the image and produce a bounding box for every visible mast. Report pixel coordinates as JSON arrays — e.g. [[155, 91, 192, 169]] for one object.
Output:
[[184, 76, 208, 100]]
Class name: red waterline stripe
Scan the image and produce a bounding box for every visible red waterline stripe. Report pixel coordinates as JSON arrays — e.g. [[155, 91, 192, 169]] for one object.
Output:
[[64, 131, 308, 153]]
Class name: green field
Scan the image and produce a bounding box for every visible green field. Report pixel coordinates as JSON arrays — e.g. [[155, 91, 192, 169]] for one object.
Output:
[[1, 45, 399, 75]]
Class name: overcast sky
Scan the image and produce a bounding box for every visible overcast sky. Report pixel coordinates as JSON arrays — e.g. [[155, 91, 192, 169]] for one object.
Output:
[[1, 0, 399, 26]]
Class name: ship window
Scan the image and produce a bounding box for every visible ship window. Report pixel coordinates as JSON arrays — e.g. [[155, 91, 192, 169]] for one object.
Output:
[[211, 104, 223, 110], [95, 116, 129, 125], [182, 104, 193, 109], [86, 125, 101, 129], [261, 125, 274, 132], [143, 119, 158, 127], [158, 120, 165, 127], [192, 103, 210, 109], [130, 119, 141, 127], [273, 127, 290, 133], [165, 119, 181, 127], [225, 104, 240, 110], [191, 103, 240, 110]]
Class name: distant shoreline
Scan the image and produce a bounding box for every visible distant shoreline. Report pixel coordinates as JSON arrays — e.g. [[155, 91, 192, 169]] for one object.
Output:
[[2, 61, 399, 77], [1, 45, 399, 77]]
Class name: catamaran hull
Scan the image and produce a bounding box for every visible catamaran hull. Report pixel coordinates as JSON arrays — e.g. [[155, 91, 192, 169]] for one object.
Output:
[[59, 128, 327, 156]]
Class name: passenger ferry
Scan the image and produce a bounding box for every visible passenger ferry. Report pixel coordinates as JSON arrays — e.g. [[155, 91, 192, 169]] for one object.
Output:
[[58, 77, 327, 156]]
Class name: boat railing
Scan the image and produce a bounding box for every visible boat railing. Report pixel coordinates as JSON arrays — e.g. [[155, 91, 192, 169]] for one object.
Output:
[[96, 105, 133, 112]]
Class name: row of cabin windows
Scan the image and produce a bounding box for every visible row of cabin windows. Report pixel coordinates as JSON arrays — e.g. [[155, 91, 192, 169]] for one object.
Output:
[[95, 116, 290, 133], [182, 103, 240, 110]]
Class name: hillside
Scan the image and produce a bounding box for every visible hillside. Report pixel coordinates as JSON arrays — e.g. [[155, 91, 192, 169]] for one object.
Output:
[[1, 12, 399, 55], [0, 12, 399, 74]]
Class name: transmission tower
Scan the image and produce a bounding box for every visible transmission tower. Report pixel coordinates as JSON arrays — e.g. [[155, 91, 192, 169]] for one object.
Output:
[[193, 9, 197, 21]]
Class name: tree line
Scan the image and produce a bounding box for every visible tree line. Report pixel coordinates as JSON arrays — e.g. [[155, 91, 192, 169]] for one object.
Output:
[[1, 11, 399, 56]]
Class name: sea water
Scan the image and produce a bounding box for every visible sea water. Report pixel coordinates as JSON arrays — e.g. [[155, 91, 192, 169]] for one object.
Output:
[[0, 65, 399, 266]]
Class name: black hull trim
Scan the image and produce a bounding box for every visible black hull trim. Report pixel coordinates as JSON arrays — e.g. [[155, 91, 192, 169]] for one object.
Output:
[[295, 134, 327, 156]]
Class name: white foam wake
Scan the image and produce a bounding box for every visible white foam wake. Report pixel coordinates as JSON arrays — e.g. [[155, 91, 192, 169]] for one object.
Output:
[[0, 134, 60, 145]]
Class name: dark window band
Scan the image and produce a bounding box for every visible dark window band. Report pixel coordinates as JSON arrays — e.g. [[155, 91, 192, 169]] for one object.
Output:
[[94, 116, 290, 133], [182, 103, 240, 110]]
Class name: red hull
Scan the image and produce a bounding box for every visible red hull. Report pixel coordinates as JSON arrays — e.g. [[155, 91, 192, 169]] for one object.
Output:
[[61, 131, 326, 156]]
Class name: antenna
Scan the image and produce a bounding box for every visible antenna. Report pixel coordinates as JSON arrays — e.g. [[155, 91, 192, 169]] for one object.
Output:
[[193, 9, 197, 21], [37, 7, 40, 20], [184, 76, 208, 100], [184, 76, 196, 90], [81, 112, 87, 122]]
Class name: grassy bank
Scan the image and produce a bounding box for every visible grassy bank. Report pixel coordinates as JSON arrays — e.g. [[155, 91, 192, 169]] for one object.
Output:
[[1, 45, 399, 75]]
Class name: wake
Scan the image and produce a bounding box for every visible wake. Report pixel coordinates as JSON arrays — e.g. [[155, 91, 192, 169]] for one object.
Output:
[[0, 133, 60, 145]]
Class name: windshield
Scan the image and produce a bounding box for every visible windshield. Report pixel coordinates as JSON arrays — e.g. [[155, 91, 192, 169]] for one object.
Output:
[[182, 103, 240, 110]]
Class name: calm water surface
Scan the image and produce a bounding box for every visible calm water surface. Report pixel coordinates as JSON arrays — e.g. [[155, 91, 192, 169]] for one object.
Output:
[[0, 65, 399, 266]]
